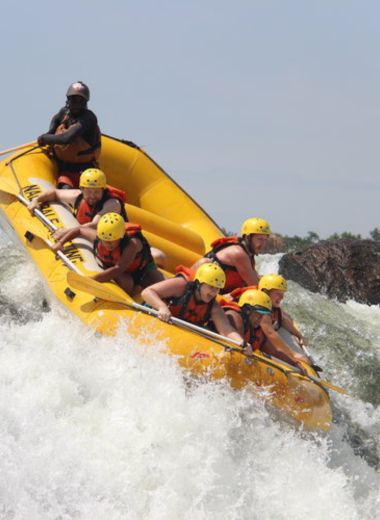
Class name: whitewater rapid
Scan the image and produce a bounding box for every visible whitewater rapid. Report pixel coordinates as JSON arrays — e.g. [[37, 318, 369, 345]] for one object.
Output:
[[0, 233, 379, 520]]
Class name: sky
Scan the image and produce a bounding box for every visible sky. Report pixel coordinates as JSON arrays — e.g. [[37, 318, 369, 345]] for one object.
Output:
[[1, 0, 379, 238]]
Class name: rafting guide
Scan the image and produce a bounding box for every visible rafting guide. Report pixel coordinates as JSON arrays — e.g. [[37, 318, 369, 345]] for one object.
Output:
[[37, 81, 101, 189]]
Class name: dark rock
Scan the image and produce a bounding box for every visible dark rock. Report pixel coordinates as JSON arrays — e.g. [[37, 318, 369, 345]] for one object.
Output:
[[279, 240, 380, 304]]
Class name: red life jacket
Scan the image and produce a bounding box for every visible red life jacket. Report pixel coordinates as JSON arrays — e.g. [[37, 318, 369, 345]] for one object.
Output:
[[220, 301, 265, 350], [229, 285, 258, 301], [174, 265, 196, 280], [168, 266, 215, 326], [205, 236, 255, 294], [53, 113, 101, 164], [94, 223, 153, 273], [73, 186, 127, 224]]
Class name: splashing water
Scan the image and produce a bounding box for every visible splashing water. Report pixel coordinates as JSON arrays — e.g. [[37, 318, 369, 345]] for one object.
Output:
[[0, 241, 379, 519]]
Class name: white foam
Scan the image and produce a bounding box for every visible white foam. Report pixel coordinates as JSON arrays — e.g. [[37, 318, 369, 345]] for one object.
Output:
[[0, 245, 379, 519], [0, 308, 378, 519]]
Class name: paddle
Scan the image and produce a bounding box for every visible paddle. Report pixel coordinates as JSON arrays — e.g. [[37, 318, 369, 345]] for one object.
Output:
[[21, 220, 82, 274], [296, 338, 323, 373], [66, 271, 349, 396], [0, 140, 37, 157]]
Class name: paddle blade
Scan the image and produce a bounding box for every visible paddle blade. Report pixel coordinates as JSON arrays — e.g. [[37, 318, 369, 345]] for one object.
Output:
[[67, 272, 133, 306], [306, 374, 350, 396], [0, 177, 21, 197], [317, 377, 350, 396]]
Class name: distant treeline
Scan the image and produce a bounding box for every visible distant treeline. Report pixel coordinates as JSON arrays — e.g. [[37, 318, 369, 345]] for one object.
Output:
[[221, 227, 380, 251], [280, 228, 380, 250]]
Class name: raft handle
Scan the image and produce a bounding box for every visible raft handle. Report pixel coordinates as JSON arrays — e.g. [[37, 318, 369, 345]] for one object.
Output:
[[64, 287, 76, 301], [24, 230, 35, 243]]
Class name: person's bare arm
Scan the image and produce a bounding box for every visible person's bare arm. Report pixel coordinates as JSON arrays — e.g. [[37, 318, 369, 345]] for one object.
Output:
[[211, 303, 244, 343], [192, 247, 259, 285], [281, 311, 305, 343], [260, 315, 309, 368], [27, 189, 57, 213], [51, 225, 96, 253], [28, 189, 79, 213], [230, 248, 259, 286], [52, 226, 81, 251], [141, 278, 187, 321], [100, 198, 122, 216], [224, 310, 244, 337]]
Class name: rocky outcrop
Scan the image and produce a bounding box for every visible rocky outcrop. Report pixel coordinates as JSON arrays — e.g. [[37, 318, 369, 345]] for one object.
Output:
[[279, 240, 380, 304]]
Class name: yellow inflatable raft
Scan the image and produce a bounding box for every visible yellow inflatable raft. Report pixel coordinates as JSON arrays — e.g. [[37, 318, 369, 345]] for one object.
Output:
[[0, 135, 335, 430]]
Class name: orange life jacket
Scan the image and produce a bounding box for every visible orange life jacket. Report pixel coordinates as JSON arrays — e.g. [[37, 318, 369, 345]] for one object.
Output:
[[174, 265, 196, 280], [205, 236, 255, 294], [53, 113, 101, 164], [220, 301, 265, 350], [94, 223, 152, 273], [229, 285, 258, 301], [73, 186, 127, 224], [167, 266, 215, 326]]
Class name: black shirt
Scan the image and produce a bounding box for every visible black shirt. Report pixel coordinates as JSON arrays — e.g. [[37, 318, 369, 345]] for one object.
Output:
[[42, 106, 100, 147]]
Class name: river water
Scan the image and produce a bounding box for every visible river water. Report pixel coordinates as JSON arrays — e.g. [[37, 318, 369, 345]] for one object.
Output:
[[0, 232, 379, 520]]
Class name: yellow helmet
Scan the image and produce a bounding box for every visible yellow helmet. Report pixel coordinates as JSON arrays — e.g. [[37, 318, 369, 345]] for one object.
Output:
[[194, 262, 226, 289], [97, 213, 125, 241], [241, 217, 271, 236], [258, 274, 288, 292], [238, 289, 272, 314], [80, 168, 107, 189]]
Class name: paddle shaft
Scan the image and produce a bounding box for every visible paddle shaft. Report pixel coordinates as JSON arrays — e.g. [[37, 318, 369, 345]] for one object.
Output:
[[295, 338, 322, 372], [0, 141, 37, 157]]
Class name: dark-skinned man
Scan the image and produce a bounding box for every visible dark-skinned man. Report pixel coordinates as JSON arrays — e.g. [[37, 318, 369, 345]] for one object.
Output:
[[37, 81, 101, 189]]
